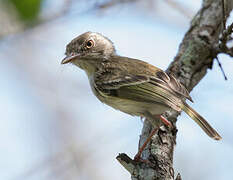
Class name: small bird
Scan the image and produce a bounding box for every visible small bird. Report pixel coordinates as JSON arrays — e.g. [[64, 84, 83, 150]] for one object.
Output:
[[61, 32, 221, 158]]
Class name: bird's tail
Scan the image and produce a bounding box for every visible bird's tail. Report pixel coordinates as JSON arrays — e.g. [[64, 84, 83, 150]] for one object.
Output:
[[181, 102, 222, 140]]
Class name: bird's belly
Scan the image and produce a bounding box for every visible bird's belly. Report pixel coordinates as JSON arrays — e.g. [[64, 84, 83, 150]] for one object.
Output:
[[99, 95, 169, 116]]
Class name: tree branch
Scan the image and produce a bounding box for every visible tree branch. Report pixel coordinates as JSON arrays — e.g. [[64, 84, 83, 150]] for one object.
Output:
[[118, 0, 233, 179]]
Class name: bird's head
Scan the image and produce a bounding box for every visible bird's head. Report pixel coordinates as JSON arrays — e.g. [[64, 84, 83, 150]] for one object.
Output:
[[61, 32, 116, 67]]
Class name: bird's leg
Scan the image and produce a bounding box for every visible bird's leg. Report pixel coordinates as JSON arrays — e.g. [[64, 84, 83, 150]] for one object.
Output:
[[134, 126, 159, 161], [134, 114, 172, 161], [156, 115, 172, 127]]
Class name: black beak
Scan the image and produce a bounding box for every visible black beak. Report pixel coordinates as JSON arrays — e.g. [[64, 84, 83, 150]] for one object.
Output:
[[61, 54, 81, 64]]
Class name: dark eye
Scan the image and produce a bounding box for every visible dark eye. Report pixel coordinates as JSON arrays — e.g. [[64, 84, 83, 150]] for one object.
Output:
[[86, 40, 94, 48]]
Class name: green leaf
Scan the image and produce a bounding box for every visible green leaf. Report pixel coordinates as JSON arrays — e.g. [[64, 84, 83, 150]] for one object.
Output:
[[8, 0, 43, 25]]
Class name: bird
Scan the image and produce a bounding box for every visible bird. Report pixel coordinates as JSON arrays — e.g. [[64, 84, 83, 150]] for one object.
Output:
[[61, 31, 221, 159]]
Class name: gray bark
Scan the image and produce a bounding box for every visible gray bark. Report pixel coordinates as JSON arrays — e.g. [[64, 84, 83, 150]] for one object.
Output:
[[117, 0, 233, 179]]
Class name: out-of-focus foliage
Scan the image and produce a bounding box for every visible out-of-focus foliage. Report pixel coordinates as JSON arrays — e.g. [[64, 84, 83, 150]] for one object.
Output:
[[4, 0, 43, 26]]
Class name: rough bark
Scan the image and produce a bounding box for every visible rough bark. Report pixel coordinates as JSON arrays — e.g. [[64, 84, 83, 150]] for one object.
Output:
[[117, 0, 233, 179]]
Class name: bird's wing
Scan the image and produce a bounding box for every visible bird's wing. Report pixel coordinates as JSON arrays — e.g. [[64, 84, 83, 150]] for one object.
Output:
[[94, 68, 188, 110], [94, 66, 192, 102]]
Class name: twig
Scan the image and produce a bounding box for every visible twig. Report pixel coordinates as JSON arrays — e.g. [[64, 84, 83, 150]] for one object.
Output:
[[216, 57, 228, 80], [214, 0, 230, 81]]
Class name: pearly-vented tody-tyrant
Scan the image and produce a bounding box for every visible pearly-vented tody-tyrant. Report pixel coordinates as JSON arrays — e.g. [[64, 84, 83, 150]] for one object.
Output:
[[61, 31, 221, 142]]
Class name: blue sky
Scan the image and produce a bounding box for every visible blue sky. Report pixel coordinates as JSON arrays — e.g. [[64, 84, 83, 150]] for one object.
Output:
[[1, 1, 233, 179]]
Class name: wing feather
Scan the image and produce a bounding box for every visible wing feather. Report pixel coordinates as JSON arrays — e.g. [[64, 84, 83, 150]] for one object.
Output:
[[95, 68, 150, 89], [94, 62, 192, 107], [155, 71, 193, 102]]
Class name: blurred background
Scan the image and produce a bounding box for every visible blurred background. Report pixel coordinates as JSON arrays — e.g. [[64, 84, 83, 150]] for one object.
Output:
[[0, 0, 233, 179]]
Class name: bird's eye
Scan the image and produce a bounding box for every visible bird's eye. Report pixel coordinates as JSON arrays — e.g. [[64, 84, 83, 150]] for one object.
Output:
[[86, 40, 94, 48]]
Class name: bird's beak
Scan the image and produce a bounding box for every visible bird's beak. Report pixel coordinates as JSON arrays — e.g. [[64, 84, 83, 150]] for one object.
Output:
[[61, 53, 81, 64]]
